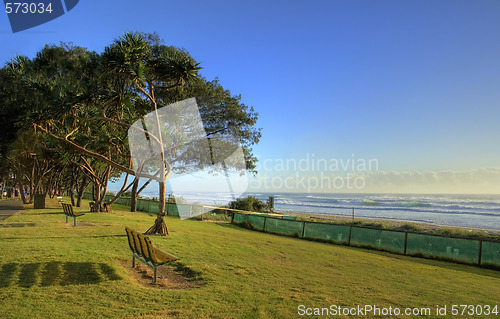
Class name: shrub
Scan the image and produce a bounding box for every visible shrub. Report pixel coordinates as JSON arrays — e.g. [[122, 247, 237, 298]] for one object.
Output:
[[229, 196, 268, 213]]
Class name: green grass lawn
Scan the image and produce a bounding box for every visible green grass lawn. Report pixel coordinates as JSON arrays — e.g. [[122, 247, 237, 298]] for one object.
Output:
[[0, 198, 499, 318]]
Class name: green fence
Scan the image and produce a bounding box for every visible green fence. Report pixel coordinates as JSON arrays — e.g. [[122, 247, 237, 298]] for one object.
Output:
[[232, 212, 500, 269], [350, 227, 406, 254], [85, 193, 225, 220], [406, 233, 480, 263], [233, 213, 266, 231], [303, 222, 350, 244], [265, 218, 304, 237], [481, 241, 500, 267]]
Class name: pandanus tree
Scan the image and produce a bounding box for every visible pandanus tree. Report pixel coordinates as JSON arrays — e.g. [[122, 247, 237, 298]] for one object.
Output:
[[102, 33, 213, 234], [103, 34, 260, 235], [3, 32, 260, 235]]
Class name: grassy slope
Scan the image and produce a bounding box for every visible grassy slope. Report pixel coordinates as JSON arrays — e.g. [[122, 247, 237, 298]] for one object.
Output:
[[0, 199, 498, 319]]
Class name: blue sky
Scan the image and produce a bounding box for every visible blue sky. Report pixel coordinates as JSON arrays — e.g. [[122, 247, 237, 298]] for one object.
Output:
[[2, 0, 500, 193]]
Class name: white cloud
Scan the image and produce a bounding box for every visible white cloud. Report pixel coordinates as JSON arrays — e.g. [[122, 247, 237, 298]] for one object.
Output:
[[357, 168, 500, 193], [247, 168, 500, 194]]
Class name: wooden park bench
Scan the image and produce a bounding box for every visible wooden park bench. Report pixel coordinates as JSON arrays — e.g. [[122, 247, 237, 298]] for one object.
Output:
[[124, 227, 180, 282], [62, 203, 85, 226]]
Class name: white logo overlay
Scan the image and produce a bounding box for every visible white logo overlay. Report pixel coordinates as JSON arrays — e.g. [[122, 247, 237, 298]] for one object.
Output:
[[127, 98, 248, 219]]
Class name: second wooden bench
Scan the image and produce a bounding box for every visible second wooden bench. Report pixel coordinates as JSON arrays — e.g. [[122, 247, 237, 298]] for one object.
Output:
[[62, 203, 85, 226], [125, 227, 180, 282]]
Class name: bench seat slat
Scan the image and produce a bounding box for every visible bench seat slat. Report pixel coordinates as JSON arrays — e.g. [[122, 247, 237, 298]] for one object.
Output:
[[124, 227, 179, 282], [151, 247, 179, 264]]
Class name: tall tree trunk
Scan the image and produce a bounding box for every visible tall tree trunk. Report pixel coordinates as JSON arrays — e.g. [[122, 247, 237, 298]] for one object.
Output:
[[130, 178, 139, 212], [70, 190, 76, 206], [20, 185, 29, 204], [100, 165, 112, 212], [145, 179, 169, 236], [28, 178, 34, 203], [0, 180, 5, 199], [69, 168, 76, 206], [76, 175, 87, 207], [92, 182, 103, 212], [144, 96, 170, 236]]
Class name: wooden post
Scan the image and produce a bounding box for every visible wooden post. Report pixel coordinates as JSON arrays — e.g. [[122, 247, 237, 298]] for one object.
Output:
[[478, 240, 483, 265], [348, 225, 353, 245], [301, 221, 306, 238], [404, 232, 408, 255]]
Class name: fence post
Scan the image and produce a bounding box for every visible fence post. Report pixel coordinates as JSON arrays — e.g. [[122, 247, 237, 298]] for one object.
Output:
[[348, 225, 353, 245], [301, 221, 306, 238], [478, 240, 483, 265], [263, 216, 267, 232], [404, 232, 408, 255], [230, 209, 235, 223]]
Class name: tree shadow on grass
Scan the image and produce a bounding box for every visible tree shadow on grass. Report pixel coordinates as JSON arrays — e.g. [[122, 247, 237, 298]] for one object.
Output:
[[26, 211, 65, 215], [0, 261, 122, 288], [0, 234, 126, 241]]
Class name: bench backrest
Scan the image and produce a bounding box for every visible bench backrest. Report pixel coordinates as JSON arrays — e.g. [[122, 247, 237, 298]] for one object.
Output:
[[125, 227, 165, 264], [125, 227, 148, 260], [137, 233, 153, 261], [62, 203, 73, 215], [125, 227, 137, 253]]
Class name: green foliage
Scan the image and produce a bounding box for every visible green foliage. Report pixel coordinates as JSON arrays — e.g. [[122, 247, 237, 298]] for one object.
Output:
[[229, 195, 268, 212], [0, 32, 261, 213], [166, 193, 186, 204]]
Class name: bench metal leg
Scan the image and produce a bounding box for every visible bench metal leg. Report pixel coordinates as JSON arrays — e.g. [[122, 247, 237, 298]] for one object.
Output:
[[153, 266, 157, 283], [132, 255, 135, 268], [73, 217, 77, 226], [66, 215, 68, 223]]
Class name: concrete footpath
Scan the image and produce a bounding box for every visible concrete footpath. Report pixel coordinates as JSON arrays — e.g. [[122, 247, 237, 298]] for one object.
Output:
[[0, 199, 24, 222]]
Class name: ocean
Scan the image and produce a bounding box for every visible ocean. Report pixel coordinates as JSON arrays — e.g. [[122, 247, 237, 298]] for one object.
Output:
[[139, 191, 500, 231]]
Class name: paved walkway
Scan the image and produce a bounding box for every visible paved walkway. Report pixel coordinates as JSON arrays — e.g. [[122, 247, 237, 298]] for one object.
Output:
[[0, 199, 24, 222]]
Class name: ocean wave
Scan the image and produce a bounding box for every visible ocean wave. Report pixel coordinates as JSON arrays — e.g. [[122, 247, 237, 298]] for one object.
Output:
[[275, 198, 500, 218], [360, 200, 380, 206], [137, 192, 500, 228]]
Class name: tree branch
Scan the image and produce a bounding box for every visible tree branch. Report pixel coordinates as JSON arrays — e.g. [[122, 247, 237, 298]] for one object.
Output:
[[36, 124, 158, 180]]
